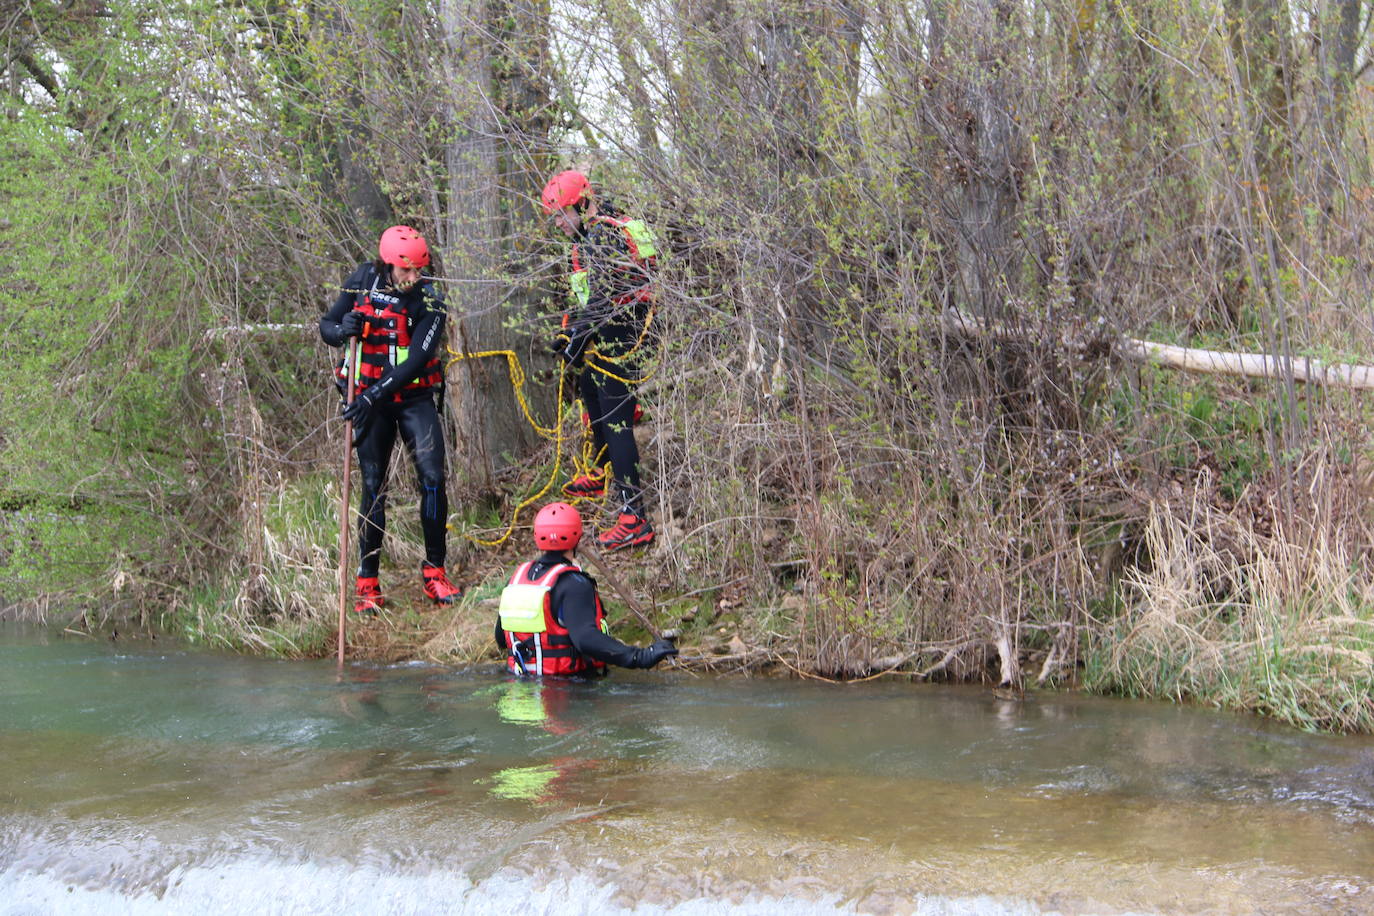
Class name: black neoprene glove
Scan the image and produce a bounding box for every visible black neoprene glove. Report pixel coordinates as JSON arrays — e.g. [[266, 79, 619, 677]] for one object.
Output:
[[630, 638, 679, 669], [341, 384, 383, 425], [552, 321, 592, 367], [339, 310, 368, 338]]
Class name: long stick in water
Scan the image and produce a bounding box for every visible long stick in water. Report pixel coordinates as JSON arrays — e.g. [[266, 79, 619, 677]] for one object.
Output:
[[336, 337, 359, 667], [579, 544, 661, 640]]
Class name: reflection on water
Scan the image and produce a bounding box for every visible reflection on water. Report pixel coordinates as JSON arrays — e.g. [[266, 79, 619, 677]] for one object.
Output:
[[1, 624, 1372, 914], [485, 679, 610, 805]]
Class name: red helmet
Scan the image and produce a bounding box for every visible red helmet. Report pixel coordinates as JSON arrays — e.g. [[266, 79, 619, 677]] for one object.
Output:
[[378, 225, 431, 269], [541, 170, 591, 213], [533, 502, 583, 551]]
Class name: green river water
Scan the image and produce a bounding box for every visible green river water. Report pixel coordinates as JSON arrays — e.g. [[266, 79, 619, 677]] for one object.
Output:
[[1, 623, 1371, 914]]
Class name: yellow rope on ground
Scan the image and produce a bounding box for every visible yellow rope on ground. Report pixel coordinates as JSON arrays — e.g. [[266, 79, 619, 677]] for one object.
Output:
[[444, 347, 568, 547]]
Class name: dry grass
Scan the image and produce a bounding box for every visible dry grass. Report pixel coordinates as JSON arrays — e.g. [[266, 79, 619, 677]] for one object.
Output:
[[1085, 486, 1374, 732]]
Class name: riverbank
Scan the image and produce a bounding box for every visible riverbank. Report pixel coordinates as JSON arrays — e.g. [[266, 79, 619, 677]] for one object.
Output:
[[329, 543, 780, 676], [9, 391, 1374, 738]]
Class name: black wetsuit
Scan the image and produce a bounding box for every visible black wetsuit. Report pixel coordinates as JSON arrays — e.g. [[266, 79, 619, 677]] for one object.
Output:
[[319, 262, 449, 577], [567, 208, 654, 514], [493, 552, 642, 668]]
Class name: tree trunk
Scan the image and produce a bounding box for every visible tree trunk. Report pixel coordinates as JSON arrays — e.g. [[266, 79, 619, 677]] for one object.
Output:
[[1224, 0, 1295, 226], [597, 0, 664, 169], [922, 0, 1024, 319], [333, 130, 392, 230], [1314, 0, 1363, 219], [439, 0, 521, 493]]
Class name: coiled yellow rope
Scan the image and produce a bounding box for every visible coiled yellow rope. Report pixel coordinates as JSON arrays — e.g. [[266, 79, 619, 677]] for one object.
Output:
[[442, 306, 658, 545]]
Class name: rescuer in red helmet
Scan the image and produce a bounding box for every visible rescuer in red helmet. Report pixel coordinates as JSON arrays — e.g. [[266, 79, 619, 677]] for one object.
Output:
[[494, 502, 678, 675], [541, 170, 660, 551], [319, 225, 462, 613]]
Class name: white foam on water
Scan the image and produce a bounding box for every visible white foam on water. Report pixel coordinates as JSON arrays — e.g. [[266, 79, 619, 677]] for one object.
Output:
[[0, 859, 1063, 916]]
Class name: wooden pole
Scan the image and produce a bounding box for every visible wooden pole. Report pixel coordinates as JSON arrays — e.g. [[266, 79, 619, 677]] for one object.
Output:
[[578, 544, 662, 640], [336, 337, 359, 668]]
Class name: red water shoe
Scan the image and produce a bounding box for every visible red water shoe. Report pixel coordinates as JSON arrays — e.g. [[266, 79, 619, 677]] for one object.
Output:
[[355, 576, 384, 615], [597, 513, 654, 551], [422, 565, 462, 604]]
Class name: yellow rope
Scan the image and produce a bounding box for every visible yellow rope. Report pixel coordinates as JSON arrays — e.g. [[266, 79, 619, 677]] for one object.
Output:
[[562, 424, 611, 511], [443, 351, 568, 547], [584, 306, 659, 385], [586, 351, 658, 386], [446, 348, 560, 439], [438, 304, 659, 545]]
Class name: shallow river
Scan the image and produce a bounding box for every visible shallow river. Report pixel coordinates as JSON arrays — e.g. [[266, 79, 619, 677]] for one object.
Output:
[[1, 624, 1372, 915]]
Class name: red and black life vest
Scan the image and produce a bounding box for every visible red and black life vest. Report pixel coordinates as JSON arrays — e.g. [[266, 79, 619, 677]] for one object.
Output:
[[335, 270, 445, 398], [499, 560, 607, 677], [567, 213, 659, 311]]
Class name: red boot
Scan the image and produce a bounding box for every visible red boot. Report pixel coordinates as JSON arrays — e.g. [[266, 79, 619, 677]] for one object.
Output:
[[597, 513, 654, 550], [355, 576, 384, 615], [562, 469, 607, 498], [422, 564, 462, 604]]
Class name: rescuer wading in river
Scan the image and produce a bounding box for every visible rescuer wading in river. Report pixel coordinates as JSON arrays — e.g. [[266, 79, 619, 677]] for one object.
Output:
[[495, 502, 677, 675]]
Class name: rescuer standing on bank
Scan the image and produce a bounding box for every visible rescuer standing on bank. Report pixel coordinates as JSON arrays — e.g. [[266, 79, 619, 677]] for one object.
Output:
[[319, 225, 462, 613], [541, 170, 659, 550], [495, 502, 677, 675]]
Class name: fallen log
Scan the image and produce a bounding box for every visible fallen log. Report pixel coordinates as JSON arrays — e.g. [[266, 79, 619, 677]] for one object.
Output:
[[935, 308, 1374, 390], [1116, 338, 1374, 390]]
